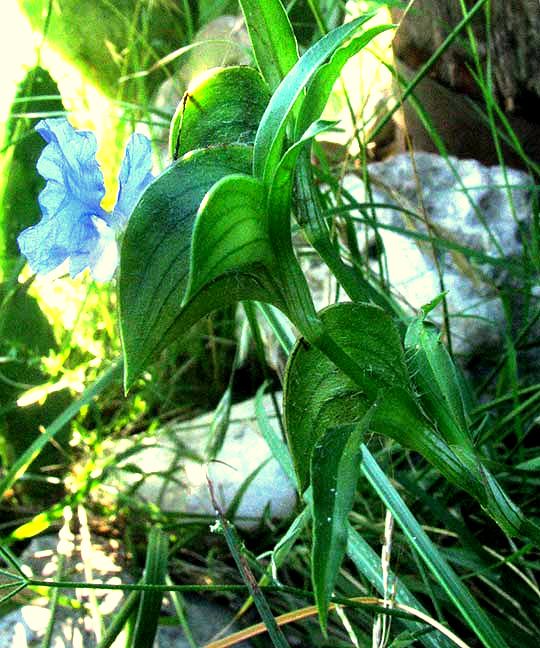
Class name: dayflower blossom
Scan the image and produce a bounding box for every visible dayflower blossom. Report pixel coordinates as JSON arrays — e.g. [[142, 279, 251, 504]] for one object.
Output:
[[17, 117, 154, 281]]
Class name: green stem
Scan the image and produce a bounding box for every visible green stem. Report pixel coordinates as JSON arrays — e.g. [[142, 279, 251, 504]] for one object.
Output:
[[295, 151, 365, 303], [294, 151, 404, 319]]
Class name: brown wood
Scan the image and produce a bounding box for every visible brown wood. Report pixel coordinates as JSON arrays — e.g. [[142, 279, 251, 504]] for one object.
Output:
[[390, 1, 540, 166]]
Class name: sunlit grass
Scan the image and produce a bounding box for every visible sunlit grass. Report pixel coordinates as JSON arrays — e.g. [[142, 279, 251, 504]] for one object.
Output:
[[321, 1, 394, 154], [0, 1, 149, 377]]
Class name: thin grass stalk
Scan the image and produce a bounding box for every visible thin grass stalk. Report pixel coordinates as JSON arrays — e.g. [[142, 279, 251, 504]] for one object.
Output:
[[206, 473, 291, 648], [360, 445, 510, 648], [370, 0, 489, 144]]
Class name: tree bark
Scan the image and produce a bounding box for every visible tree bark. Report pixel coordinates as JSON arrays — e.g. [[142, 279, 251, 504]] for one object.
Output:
[[391, 1, 540, 166]]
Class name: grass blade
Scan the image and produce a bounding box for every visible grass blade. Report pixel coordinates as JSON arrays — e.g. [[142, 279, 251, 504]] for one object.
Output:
[[131, 526, 169, 648], [360, 445, 509, 648], [0, 360, 122, 499], [238, 0, 299, 92]]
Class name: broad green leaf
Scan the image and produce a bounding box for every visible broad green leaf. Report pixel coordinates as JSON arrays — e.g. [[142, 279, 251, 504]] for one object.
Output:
[[403, 315, 493, 506], [184, 172, 322, 343], [253, 12, 376, 184], [238, 0, 299, 92], [295, 25, 394, 139], [283, 302, 540, 542], [132, 526, 169, 648], [284, 302, 409, 490], [0, 66, 64, 280], [183, 173, 285, 308], [311, 421, 368, 632], [119, 145, 252, 386], [404, 316, 474, 450], [169, 66, 271, 159]]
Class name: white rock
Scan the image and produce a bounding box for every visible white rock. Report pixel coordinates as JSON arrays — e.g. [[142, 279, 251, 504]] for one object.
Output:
[[338, 152, 536, 357], [108, 393, 296, 528], [0, 536, 254, 647], [0, 535, 127, 648]]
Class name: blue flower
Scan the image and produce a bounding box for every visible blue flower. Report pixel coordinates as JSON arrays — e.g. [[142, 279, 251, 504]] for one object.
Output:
[[17, 117, 153, 281]]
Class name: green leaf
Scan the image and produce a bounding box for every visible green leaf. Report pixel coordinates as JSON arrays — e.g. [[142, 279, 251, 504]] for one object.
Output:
[[402, 316, 502, 516], [284, 302, 409, 491], [263, 119, 340, 341], [10, 504, 64, 540], [184, 170, 322, 344], [271, 507, 310, 576], [0, 66, 65, 280], [295, 24, 394, 139], [283, 303, 540, 542], [238, 0, 299, 92], [256, 302, 297, 355], [131, 526, 169, 648], [118, 145, 251, 387], [205, 383, 233, 459], [255, 383, 296, 487], [253, 12, 376, 184], [372, 388, 540, 541], [268, 118, 339, 220], [183, 174, 282, 305], [0, 281, 56, 356], [369, 385, 479, 495], [169, 66, 271, 159], [404, 316, 474, 450], [311, 420, 368, 632]]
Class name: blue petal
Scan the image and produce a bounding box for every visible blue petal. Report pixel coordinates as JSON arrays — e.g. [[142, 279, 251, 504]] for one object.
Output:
[[112, 133, 154, 230], [88, 216, 119, 281], [17, 118, 107, 277]]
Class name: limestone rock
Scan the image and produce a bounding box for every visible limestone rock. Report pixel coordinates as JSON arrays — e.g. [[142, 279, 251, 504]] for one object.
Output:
[[107, 393, 296, 529], [340, 152, 537, 358], [0, 534, 127, 648], [0, 535, 253, 647]]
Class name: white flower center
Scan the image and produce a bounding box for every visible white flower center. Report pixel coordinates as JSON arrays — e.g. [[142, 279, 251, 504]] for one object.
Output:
[[90, 215, 119, 281]]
